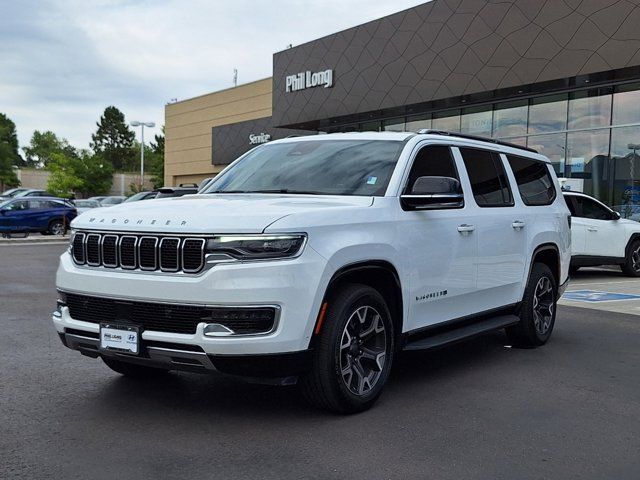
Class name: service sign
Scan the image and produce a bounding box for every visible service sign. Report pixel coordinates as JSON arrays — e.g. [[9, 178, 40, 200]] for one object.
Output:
[[249, 132, 271, 145]]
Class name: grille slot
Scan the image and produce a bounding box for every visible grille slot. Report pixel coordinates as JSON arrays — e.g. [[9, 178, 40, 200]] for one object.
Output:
[[64, 293, 277, 335], [160, 238, 180, 272], [139, 237, 158, 270], [102, 235, 118, 267], [70, 231, 206, 274], [86, 234, 101, 266], [72, 233, 85, 264], [182, 238, 205, 273], [119, 236, 137, 269]]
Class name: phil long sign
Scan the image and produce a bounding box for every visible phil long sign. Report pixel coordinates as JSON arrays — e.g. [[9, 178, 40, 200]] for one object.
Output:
[[286, 69, 333, 92]]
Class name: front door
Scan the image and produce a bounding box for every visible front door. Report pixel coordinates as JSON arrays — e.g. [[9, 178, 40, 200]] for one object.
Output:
[[569, 195, 627, 258], [397, 144, 477, 331]]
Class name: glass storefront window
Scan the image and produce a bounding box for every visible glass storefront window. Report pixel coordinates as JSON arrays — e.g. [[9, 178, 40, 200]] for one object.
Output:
[[432, 110, 460, 132], [493, 100, 527, 138], [382, 118, 406, 132], [359, 121, 381, 132], [528, 94, 567, 134], [405, 114, 431, 132], [527, 133, 566, 176], [610, 126, 640, 215], [566, 129, 611, 203], [568, 89, 612, 130], [460, 107, 492, 136], [613, 83, 640, 126]]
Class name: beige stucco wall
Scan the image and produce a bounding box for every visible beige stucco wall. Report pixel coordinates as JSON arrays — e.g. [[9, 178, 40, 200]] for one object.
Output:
[[164, 77, 272, 187]]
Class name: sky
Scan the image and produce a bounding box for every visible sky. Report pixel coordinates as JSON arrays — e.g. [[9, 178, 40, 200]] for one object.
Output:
[[1, 0, 426, 151]]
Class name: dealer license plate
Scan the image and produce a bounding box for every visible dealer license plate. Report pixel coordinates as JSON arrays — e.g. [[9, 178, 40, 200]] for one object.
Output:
[[99, 324, 139, 354]]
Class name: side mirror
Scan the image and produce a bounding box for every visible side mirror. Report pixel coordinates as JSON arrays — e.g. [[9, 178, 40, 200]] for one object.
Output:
[[612, 211, 621, 220], [400, 176, 464, 210]]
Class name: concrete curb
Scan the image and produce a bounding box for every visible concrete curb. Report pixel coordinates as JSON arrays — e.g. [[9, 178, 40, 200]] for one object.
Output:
[[0, 235, 70, 245]]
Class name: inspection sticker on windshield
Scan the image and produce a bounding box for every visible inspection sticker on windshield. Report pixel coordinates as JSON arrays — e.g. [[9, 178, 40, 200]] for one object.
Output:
[[562, 290, 640, 302], [366, 176, 377, 185]]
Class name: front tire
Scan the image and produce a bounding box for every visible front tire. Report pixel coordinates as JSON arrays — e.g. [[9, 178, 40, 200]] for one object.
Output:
[[102, 357, 169, 378], [621, 240, 640, 277], [300, 284, 395, 414], [507, 263, 557, 348]]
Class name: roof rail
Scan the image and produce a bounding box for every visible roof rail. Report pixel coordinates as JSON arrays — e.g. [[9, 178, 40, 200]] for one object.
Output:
[[416, 129, 538, 153]]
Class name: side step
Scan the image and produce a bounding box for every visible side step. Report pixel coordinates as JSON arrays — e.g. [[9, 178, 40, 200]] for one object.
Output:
[[403, 315, 519, 351]]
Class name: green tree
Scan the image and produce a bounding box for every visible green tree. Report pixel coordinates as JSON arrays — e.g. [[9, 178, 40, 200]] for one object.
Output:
[[0, 142, 20, 191], [0, 113, 21, 189], [23, 130, 76, 168], [148, 128, 165, 189], [90, 106, 135, 171], [47, 150, 113, 198]]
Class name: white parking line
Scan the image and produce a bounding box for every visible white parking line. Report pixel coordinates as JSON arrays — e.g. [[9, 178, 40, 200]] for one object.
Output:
[[570, 280, 640, 287]]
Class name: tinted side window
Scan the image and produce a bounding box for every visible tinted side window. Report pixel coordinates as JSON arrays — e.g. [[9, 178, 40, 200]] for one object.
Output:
[[404, 145, 460, 193], [506, 155, 556, 205], [460, 148, 513, 207], [573, 196, 612, 220]]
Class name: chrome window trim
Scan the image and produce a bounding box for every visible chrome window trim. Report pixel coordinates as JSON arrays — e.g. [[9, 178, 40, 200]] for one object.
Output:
[[101, 234, 119, 268], [138, 236, 158, 271], [118, 235, 138, 270]]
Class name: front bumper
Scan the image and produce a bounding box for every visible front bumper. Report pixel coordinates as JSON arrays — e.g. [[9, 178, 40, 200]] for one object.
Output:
[[54, 246, 330, 355]]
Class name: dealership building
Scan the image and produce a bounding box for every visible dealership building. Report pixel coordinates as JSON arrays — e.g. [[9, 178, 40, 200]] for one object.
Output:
[[165, 0, 640, 210]]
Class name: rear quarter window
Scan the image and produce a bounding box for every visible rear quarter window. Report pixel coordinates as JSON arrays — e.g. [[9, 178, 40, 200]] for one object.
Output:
[[506, 155, 556, 206]]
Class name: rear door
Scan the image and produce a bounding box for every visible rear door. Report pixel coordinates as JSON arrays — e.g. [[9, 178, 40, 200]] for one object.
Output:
[[457, 147, 525, 309]]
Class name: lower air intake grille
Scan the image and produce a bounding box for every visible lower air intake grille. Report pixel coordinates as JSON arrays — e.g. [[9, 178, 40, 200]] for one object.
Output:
[[63, 293, 277, 335]]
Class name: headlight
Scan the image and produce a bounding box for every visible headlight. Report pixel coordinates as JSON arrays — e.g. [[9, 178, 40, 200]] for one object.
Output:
[[205, 234, 306, 260]]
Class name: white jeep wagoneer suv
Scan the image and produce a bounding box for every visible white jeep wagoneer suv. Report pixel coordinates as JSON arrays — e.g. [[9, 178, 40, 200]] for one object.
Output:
[[53, 131, 570, 413]]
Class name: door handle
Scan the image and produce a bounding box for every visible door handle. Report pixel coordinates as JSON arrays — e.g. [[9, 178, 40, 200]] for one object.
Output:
[[512, 220, 526, 229], [587, 227, 598, 232], [457, 224, 475, 233]]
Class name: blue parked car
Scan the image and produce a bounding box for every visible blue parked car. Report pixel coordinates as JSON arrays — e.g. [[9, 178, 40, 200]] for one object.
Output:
[[0, 197, 77, 236]]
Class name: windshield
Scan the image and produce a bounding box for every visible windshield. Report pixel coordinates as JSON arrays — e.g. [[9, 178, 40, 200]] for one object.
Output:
[[203, 139, 404, 196]]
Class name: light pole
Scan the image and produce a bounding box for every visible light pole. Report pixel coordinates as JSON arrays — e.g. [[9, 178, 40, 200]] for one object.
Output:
[[130, 121, 155, 190]]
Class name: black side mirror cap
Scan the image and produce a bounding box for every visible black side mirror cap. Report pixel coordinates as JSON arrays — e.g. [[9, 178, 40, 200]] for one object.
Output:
[[400, 176, 464, 210]]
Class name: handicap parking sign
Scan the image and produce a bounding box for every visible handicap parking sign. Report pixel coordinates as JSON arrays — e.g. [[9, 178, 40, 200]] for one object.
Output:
[[562, 290, 640, 302]]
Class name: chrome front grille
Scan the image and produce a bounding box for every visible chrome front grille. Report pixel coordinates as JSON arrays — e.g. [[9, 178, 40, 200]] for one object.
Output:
[[71, 231, 206, 274]]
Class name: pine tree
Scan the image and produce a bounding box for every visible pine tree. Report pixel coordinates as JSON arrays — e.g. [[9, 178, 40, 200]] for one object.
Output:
[[90, 106, 136, 171]]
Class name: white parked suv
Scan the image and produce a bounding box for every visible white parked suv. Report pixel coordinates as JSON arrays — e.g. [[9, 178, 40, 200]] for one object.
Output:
[[53, 131, 570, 413], [564, 191, 640, 276]]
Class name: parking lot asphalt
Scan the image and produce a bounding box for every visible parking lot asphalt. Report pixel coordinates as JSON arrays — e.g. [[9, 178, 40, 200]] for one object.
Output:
[[1, 244, 639, 480]]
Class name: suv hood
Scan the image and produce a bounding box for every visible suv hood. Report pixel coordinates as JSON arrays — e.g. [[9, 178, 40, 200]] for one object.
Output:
[[71, 194, 373, 233]]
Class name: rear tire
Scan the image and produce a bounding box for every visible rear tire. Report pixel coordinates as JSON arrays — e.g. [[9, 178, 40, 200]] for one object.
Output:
[[48, 218, 65, 236], [102, 357, 169, 378], [621, 240, 640, 277], [507, 263, 557, 348], [299, 284, 394, 414]]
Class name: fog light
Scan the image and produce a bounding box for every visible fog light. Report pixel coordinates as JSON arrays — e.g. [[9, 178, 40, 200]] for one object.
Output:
[[53, 299, 67, 318], [203, 323, 235, 337]]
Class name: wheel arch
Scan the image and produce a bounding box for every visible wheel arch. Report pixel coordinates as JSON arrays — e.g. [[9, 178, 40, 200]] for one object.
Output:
[[527, 243, 561, 289], [624, 233, 640, 258], [317, 260, 404, 341]]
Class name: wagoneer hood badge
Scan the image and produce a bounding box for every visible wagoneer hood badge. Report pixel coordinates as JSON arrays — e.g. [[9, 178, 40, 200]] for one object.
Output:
[[71, 194, 373, 234]]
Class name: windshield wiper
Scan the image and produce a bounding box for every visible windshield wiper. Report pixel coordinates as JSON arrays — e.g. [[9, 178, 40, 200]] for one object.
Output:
[[206, 190, 251, 194], [247, 189, 322, 195]]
